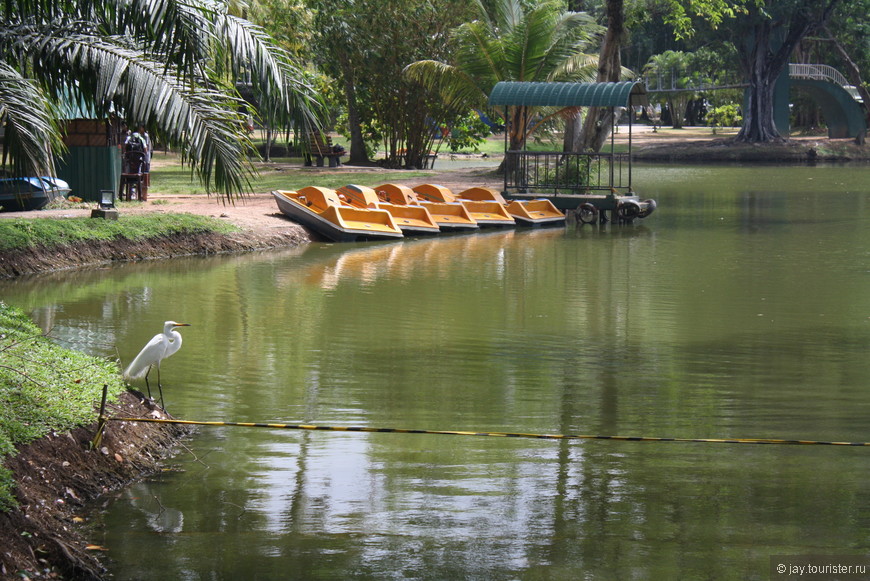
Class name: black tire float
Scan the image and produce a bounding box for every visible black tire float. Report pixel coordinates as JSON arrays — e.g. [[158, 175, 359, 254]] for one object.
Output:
[[616, 199, 641, 221], [638, 198, 657, 218], [576, 202, 598, 224]]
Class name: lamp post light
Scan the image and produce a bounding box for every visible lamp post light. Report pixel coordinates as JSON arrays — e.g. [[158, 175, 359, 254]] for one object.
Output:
[[92, 189, 119, 219], [99, 189, 115, 209]]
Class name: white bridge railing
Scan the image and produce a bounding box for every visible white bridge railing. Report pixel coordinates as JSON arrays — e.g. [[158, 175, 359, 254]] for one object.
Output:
[[790, 63, 862, 102], [789, 63, 849, 87], [645, 63, 859, 101]]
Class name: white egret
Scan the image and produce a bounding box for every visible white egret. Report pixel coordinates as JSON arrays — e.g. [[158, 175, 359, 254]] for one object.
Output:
[[124, 321, 191, 406]]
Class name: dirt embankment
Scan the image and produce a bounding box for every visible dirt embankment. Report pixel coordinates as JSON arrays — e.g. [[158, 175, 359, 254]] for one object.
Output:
[[0, 392, 190, 580], [0, 193, 313, 278]]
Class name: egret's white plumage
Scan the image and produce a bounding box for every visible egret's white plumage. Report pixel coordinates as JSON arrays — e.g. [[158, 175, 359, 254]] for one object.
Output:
[[124, 321, 190, 404]]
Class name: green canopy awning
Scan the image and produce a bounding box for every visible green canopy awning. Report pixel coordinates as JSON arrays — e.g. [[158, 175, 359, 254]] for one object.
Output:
[[488, 81, 647, 108]]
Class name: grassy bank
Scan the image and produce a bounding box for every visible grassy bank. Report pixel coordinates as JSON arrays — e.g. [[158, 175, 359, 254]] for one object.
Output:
[[152, 161, 439, 196], [0, 303, 126, 510], [0, 212, 239, 252]]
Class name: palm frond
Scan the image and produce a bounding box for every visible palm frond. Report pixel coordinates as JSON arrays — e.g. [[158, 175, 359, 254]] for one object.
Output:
[[159, 0, 323, 132], [404, 60, 489, 112], [488, 0, 523, 32], [452, 20, 506, 85], [23, 28, 256, 199], [1, 0, 323, 199], [549, 53, 600, 82], [0, 62, 63, 177]]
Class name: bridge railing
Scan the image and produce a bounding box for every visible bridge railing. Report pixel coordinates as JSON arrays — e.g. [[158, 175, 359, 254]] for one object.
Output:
[[789, 63, 850, 88], [503, 151, 632, 196], [642, 69, 745, 93], [643, 63, 855, 95]]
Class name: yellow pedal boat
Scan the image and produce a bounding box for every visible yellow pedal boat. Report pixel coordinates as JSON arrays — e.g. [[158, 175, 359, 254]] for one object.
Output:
[[375, 183, 479, 232], [336, 184, 440, 235], [413, 184, 516, 227], [272, 187, 403, 242], [457, 187, 566, 227]]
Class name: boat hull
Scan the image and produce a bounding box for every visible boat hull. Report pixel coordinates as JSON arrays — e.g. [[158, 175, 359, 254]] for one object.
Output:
[[458, 199, 515, 227], [458, 187, 565, 227], [272, 190, 403, 242], [376, 203, 440, 235], [414, 184, 515, 228], [418, 202, 479, 231], [505, 199, 566, 227], [0, 177, 70, 212], [374, 183, 478, 231], [335, 184, 440, 235]]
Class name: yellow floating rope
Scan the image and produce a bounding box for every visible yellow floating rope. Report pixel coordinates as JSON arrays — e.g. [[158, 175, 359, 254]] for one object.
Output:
[[106, 416, 870, 447]]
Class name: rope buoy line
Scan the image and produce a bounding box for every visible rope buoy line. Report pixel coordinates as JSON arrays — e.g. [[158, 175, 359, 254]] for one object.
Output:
[[104, 416, 870, 447]]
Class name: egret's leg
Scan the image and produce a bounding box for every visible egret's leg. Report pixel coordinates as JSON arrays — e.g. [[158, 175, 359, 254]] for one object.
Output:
[[156, 365, 165, 408], [144, 367, 153, 399]]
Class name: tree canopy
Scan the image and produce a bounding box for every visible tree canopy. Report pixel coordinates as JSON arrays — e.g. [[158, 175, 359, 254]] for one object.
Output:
[[0, 0, 323, 200], [405, 0, 603, 152]]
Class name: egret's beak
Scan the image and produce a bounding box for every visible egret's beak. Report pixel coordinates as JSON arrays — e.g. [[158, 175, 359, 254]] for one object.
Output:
[[174, 323, 191, 327]]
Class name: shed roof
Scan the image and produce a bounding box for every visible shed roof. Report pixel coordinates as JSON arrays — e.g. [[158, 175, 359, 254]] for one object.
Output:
[[489, 81, 646, 107]]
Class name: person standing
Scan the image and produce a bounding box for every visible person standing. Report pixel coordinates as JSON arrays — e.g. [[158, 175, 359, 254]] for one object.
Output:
[[137, 125, 152, 200]]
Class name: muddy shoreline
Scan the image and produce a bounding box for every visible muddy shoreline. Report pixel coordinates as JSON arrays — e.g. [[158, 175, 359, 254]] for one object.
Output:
[[0, 392, 190, 580]]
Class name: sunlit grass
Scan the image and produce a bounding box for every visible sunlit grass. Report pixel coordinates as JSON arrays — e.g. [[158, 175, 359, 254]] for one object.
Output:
[[0, 213, 238, 252], [0, 303, 126, 510], [149, 152, 440, 197]]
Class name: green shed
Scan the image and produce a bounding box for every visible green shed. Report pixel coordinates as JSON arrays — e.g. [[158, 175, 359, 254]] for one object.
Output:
[[56, 118, 125, 203]]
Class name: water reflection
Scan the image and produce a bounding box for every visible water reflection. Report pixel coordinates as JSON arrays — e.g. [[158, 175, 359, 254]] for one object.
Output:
[[1, 164, 869, 580]]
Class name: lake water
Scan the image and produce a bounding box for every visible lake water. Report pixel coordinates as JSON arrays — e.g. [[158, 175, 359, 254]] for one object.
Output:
[[1, 163, 869, 580]]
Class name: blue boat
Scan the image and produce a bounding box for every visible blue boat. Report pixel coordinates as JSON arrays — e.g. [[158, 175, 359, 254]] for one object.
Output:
[[0, 176, 71, 212]]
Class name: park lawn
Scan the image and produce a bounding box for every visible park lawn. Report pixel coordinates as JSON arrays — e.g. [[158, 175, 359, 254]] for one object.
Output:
[[149, 154, 439, 196]]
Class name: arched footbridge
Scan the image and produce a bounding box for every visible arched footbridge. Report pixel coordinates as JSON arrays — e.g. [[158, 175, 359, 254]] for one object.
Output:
[[645, 62, 866, 139], [778, 64, 866, 138]]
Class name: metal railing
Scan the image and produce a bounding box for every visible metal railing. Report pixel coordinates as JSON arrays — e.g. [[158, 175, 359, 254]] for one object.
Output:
[[643, 63, 855, 96], [789, 63, 850, 88], [643, 70, 746, 93], [503, 150, 631, 196]]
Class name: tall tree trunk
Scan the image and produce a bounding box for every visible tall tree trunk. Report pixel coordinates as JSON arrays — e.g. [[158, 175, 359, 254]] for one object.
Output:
[[736, 1, 840, 143], [737, 20, 788, 142], [498, 106, 534, 174], [562, 110, 582, 152], [575, 0, 623, 153], [338, 52, 369, 165]]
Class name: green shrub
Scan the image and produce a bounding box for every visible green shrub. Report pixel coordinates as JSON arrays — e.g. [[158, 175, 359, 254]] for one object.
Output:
[[707, 104, 742, 131]]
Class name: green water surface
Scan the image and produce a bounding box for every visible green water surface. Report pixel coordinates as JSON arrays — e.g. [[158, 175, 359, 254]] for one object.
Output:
[[2, 163, 868, 580]]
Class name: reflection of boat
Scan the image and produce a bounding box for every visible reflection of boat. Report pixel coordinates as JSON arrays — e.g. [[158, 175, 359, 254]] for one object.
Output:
[[0, 176, 70, 212], [272, 187, 403, 242], [336, 184, 440, 236], [457, 187, 565, 227], [375, 183, 478, 232], [413, 184, 515, 227]]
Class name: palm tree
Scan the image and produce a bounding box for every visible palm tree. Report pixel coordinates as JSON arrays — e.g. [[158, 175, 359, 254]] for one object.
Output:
[[404, 0, 602, 153], [0, 0, 323, 201], [644, 51, 695, 129]]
